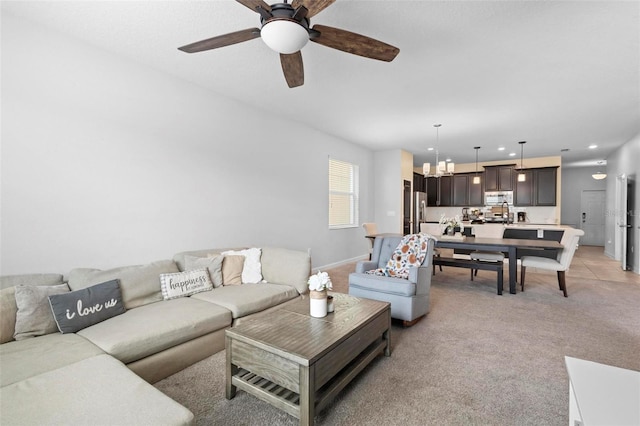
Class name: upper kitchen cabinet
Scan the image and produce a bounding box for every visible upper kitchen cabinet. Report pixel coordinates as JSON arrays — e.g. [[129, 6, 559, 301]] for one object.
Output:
[[426, 176, 453, 206], [453, 174, 469, 206], [452, 173, 484, 206], [484, 165, 515, 191], [534, 167, 557, 206], [469, 173, 484, 206], [413, 172, 426, 193], [514, 167, 558, 206]]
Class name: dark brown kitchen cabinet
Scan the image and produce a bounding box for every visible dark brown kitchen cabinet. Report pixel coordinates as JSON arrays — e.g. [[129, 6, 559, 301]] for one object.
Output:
[[453, 174, 469, 206], [426, 177, 438, 206], [469, 173, 484, 205], [413, 172, 425, 193], [514, 170, 534, 206], [514, 167, 557, 206], [439, 175, 453, 206], [484, 165, 515, 191], [426, 176, 452, 206], [535, 167, 557, 206]]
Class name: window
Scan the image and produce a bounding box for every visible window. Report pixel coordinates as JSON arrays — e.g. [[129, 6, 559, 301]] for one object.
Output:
[[329, 158, 359, 229]]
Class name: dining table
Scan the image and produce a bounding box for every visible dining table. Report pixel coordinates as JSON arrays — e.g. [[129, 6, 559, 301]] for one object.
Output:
[[434, 236, 563, 294]]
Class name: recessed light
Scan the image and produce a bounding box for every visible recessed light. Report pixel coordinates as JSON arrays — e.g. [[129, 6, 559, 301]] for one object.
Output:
[[427, 147, 434, 151], [589, 144, 598, 149], [446, 158, 452, 162], [509, 152, 516, 157], [498, 147, 505, 151]]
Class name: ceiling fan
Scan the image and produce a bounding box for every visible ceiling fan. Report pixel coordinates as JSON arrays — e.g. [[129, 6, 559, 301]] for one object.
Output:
[[178, 0, 400, 88]]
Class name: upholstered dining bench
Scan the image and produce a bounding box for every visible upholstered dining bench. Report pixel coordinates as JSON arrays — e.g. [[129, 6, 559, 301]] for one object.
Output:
[[433, 256, 504, 295]]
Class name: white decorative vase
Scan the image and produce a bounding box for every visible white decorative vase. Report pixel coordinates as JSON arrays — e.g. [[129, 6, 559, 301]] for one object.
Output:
[[309, 290, 327, 318]]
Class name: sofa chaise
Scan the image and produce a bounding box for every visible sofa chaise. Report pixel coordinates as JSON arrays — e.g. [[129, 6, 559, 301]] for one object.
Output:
[[0, 246, 311, 425]]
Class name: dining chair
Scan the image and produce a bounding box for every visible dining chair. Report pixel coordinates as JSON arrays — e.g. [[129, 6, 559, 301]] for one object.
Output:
[[362, 223, 378, 260], [469, 225, 505, 280], [520, 228, 585, 297]]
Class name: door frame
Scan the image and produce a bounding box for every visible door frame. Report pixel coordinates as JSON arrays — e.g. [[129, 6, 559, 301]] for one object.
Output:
[[615, 174, 628, 270]]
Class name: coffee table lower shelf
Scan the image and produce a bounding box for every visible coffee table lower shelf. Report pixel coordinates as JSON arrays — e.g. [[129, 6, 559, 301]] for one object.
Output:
[[230, 338, 388, 420]]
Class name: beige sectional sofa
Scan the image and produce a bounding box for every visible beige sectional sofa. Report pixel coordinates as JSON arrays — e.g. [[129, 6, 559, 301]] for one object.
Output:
[[0, 247, 311, 425]]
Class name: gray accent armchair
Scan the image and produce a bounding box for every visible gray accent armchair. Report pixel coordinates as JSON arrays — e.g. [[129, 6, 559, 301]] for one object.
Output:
[[348, 235, 435, 326]]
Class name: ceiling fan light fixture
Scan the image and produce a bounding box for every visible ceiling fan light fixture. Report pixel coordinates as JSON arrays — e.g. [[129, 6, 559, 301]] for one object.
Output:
[[260, 19, 309, 54]]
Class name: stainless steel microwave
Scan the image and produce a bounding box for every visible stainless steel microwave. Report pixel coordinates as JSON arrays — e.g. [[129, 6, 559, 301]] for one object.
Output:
[[484, 191, 513, 206]]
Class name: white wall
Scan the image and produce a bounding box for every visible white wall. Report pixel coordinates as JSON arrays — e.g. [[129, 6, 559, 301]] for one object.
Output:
[[373, 149, 402, 233], [561, 167, 607, 228], [605, 136, 640, 273], [0, 13, 374, 275]]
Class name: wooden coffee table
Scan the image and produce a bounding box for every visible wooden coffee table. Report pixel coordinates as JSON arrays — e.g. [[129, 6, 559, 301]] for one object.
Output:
[[225, 292, 391, 425]]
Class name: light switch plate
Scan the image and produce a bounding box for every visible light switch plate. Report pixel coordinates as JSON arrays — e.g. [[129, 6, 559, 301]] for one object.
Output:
[[537, 229, 544, 238]]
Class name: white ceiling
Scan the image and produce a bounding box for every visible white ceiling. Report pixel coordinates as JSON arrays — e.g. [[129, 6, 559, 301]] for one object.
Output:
[[3, 0, 639, 167]]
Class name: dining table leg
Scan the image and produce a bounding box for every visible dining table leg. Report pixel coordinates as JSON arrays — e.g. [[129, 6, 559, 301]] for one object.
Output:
[[508, 246, 517, 294]]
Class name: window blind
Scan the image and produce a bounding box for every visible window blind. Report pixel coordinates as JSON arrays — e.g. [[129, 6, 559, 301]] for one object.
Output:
[[329, 158, 359, 228]]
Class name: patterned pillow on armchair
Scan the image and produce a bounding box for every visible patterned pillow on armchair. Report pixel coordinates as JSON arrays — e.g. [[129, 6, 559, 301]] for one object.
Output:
[[366, 234, 430, 279]]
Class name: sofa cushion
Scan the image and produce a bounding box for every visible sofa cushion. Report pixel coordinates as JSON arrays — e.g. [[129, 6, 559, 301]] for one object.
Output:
[[221, 255, 244, 285], [190, 283, 299, 318], [184, 255, 224, 287], [0, 273, 64, 291], [0, 287, 17, 344], [260, 247, 311, 294], [348, 273, 416, 297], [77, 297, 231, 364], [0, 274, 65, 344], [221, 248, 262, 283], [68, 260, 178, 309], [0, 354, 194, 426], [48, 280, 126, 334], [0, 333, 104, 387], [13, 283, 70, 340], [160, 269, 213, 300], [172, 248, 238, 271]]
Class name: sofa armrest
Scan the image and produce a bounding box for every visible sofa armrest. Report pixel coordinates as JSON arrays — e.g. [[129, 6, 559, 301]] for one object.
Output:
[[356, 261, 378, 273]]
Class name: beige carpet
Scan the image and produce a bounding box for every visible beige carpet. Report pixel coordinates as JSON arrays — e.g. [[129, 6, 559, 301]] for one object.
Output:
[[155, 246, 640, 425]]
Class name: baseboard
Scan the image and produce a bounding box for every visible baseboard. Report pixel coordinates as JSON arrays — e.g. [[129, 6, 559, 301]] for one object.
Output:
[[314, 254, 367, 272]]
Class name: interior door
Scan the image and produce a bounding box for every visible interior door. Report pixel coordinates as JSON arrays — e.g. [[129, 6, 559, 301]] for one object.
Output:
[[616, 174, 628, 270], [580, 190, 605, 246], [403, 180, 411, 235], [626, 177, 635, 271]]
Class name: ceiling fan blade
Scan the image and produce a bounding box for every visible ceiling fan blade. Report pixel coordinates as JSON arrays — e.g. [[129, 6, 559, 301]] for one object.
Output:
[[310, 24, 399, 62], [280, 52, 304, 88], [235, 0, 272, 14], [178, 28, 261, 53], [291, 0, 336, 18]]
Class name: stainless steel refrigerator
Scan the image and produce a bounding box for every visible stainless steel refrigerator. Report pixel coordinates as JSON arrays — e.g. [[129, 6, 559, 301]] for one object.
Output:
[[414, 191, 427, 233]]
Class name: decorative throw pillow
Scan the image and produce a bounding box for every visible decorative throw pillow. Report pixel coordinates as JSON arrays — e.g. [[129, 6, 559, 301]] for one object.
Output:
[[366, 234, 430, 279], [221, 248, 262, 283], [48, 279, 126, 334], [0, 287, 18, 344], [221, 255, 244, 285], [185, 255, 224, 288], [13, 283, 70, 340], [159, 268, 213, 300]]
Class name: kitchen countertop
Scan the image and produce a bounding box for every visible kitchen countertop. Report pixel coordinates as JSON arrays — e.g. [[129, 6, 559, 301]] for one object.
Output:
[[461, 221, 570, 229]]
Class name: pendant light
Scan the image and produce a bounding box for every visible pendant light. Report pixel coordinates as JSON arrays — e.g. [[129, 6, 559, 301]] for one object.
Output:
[[473, 146, 481, 184], [423, 124, 444, 177], [517, 141, 526, 182]]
